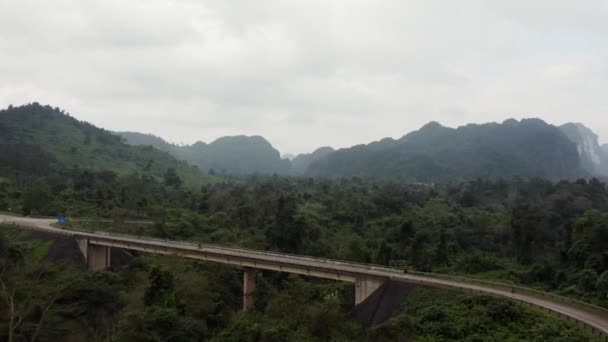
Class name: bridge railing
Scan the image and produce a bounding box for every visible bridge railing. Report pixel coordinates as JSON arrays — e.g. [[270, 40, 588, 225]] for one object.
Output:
[[72, 218, 155, 225], [74, 227, 608, 307], [70, 226, 404, 275]]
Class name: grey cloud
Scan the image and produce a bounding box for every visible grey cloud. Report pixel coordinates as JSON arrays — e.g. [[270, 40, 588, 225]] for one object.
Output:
[[0, 0, 607, 154]]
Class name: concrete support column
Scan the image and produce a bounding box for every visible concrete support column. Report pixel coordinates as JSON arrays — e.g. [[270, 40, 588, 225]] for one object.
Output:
[[355, 277, 385, 305], [76, 238, 88, 262], [87, 244, 111, 271], [77, 238, 111, 271], [243, 268, 257, 311]]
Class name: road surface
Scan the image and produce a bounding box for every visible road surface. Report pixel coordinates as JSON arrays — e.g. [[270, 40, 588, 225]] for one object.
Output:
[[1, 214, 607, 337]]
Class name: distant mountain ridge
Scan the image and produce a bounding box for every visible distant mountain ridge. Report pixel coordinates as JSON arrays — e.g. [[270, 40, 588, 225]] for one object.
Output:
[[291, 147, 335, 175], [598, 143, 608, 174], [307, 119, 587, 181], [119, 132, 291, 175], [3, 103, 606, 182], [602, 145, 608, 176], [121, 119, 607, 181]]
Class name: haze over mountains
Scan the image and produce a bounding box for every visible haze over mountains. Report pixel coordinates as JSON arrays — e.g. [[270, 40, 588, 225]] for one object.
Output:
[[2, 103, 608, 183], [558, 123, 608, 176], [307, 120, 608, 181], [119, 117, 608, 181], [119, 132, 291, 176]]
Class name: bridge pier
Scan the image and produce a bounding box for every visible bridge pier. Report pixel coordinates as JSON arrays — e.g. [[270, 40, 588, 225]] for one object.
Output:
[[355, 277, 385, 305], [76, 238, 111, 271], [243, 267, 257, 311]]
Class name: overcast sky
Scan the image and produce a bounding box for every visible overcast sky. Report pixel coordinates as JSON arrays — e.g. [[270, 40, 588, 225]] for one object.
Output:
[[1, 1, 607, 154]]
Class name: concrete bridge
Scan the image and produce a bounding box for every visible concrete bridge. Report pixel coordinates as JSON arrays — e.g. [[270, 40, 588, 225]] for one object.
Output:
[[2, 214, 608, 338]]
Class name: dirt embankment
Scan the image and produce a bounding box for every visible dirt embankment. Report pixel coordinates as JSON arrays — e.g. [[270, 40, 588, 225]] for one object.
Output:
[[21, 230, 133, 268]]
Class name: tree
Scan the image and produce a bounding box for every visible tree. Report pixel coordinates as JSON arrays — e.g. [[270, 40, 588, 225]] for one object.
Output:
[[374, 241, 393, 266], [144, 267, 177, 307], [597, 271, 608, 298], [573, 210, 608, 253], [577, 269, 598, 292], [510, 204, 553, 264], [164, 168, 182, 188], [268, 195, 304, 253], [400, 220, 415, 239], [0, 235, 78, 342], [435, 229, 449, 266], [411, 231, 432, 270], [22, 179, 51, 215]]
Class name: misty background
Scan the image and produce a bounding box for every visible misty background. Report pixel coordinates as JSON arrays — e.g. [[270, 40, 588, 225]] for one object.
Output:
[[1, 0, 607, 154]]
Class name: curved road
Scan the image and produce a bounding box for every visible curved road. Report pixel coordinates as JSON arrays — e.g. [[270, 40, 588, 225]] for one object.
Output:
[[1, 214, 608, 337]]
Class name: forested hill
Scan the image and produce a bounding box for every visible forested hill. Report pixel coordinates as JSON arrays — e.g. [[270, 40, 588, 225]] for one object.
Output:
[[307, 119, 589, 181], [119, 131, 291, 175], [0, 103, 214, 188]]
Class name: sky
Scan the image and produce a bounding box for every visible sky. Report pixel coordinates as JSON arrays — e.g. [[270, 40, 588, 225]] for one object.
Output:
[[1, 0, 607, 154]]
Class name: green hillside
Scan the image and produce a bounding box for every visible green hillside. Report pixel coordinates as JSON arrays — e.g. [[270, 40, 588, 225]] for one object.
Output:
[[0, 103, 215, 188]]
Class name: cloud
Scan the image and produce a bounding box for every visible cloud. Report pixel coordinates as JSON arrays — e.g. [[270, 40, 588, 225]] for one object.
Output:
[[1, 0, 607, 153]]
